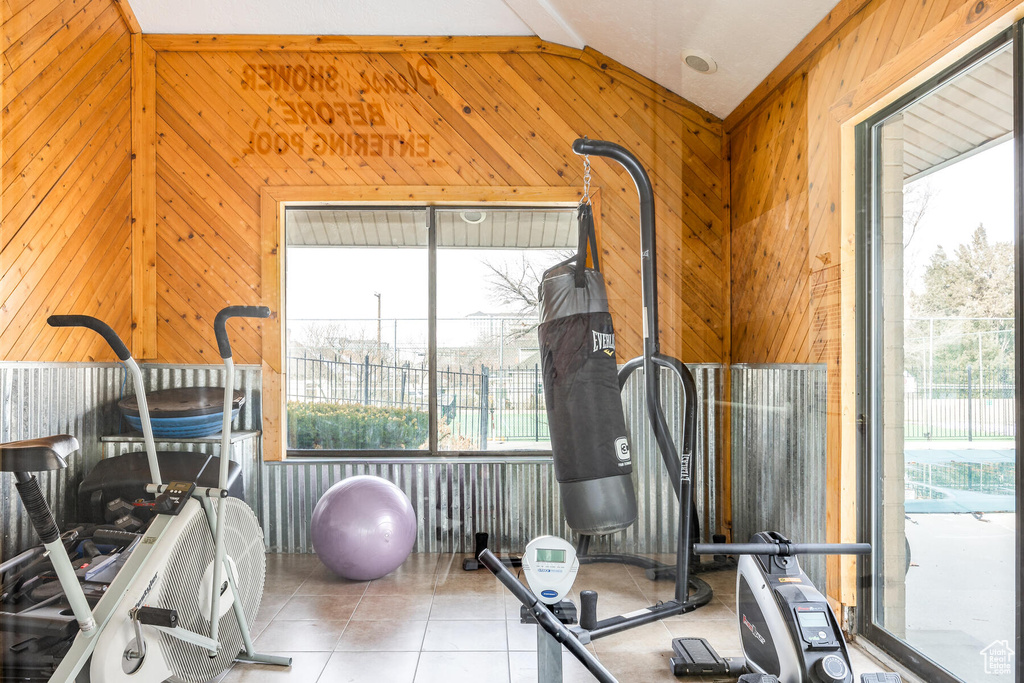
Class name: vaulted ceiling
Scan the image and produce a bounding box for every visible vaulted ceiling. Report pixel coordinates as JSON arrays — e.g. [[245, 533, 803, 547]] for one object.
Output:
[[128, 0, 843, 118]]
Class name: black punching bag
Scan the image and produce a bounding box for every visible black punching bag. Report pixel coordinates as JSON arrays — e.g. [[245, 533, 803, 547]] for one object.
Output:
[[538, 203, 637, 535]]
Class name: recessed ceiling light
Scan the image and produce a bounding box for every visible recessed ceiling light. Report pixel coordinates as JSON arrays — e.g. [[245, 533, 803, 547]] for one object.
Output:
[[460, 211, 486, 225], [681, 49, 717, 75]]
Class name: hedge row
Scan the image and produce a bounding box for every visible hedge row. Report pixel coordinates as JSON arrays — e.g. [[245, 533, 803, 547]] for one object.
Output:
[[287, 401, 428, 450]]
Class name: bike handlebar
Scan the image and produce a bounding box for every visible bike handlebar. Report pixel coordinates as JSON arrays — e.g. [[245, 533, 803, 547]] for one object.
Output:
[[694, 542, 871, 557], [47, 315, 130, 361], [214, 306, 271, 359]]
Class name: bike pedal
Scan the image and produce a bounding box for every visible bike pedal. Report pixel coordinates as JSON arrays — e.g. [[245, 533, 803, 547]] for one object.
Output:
[[135, 606, 178, 628]]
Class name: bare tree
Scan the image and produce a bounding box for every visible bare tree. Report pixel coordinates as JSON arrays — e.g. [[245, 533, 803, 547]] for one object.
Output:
[[482, 251, 575, 342], [483, 251, 575, 314], [901, 180, 937, 307], [903, 180, 935, 250], [483, 254, 543, 315], [294, 322, 350, 357], [292, 322, 393, 362]]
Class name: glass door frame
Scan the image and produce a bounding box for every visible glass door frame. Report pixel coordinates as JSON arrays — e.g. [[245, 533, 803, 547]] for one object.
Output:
[[854, 25, 1021, 680]]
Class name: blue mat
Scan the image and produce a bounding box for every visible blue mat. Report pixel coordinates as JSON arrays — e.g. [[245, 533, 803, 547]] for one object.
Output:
[[124, 409, 240, 438]]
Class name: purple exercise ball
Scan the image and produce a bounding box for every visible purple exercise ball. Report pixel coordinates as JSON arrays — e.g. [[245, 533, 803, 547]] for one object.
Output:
[[310, 475, 417, 581]]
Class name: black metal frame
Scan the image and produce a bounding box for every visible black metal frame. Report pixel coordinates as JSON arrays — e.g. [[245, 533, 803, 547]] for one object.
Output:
[[557, 139, 713, 646], [282, 203, 575, 459], [854, 28, 1016, 682], [465, 141, 726, 600], [1013, 20, 1024, 681]]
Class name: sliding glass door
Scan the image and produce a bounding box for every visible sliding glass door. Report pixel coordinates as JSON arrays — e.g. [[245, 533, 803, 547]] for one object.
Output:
[[857, 29, 1019, 682]]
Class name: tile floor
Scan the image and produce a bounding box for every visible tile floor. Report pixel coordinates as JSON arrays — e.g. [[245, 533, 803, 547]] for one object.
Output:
[[221, 553, 894, 683]]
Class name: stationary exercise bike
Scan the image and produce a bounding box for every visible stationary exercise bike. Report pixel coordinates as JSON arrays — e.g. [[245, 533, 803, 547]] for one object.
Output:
[[1, 306, 289, 682]]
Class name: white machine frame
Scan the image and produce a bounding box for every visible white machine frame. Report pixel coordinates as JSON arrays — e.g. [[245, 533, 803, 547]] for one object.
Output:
[[32, 309, 288, 682]]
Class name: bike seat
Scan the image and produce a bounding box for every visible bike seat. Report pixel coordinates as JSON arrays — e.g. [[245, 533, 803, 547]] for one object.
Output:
[[0, 435, 79, 472]]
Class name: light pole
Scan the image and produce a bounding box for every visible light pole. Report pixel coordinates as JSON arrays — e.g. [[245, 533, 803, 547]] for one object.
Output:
[[374, 292, 382, 357]]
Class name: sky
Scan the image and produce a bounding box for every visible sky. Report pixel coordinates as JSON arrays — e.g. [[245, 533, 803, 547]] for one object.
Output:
[[903, 140, 1014, 294], [286, 246, 568, 351]]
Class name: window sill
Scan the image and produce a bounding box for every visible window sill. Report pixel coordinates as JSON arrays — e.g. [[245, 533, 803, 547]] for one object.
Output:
[[278, 450, 554, 465]]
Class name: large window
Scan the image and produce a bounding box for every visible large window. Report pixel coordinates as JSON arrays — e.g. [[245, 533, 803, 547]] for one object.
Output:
[[857, 32, 1018, 682], [285, 206, 578, 455]]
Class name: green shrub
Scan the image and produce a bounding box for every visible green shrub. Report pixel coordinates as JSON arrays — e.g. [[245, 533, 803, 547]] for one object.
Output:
[[287, 401, 428, 450]]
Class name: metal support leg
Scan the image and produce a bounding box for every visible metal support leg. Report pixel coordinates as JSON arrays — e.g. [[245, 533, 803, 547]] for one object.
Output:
[[200, 496, 291, 669], [537, 624, 564, 682]]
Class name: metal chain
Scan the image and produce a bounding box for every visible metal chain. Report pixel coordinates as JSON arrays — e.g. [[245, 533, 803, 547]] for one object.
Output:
[[581, 154, 592, 206]]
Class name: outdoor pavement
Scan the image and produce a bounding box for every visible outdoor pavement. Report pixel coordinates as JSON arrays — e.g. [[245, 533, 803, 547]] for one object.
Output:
[[901, 439, 1015, 680]]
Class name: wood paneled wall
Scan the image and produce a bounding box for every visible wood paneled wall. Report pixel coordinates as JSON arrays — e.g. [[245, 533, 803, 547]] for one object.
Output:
[[7, 0, 1019, 596], [147, 43, 727, 368], [726, 0, 1022, 605], [1, 0, 134, 362]]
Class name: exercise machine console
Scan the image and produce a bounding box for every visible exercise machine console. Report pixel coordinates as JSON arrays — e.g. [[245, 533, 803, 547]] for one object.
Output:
[[479, 547, 617, 683], [672, 533, 903, 683], [522, 536, 579, 605]]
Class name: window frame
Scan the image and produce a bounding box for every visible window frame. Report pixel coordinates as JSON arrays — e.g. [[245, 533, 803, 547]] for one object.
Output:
[[854, 27, 1017, 681], [282, 201, 581, 459]]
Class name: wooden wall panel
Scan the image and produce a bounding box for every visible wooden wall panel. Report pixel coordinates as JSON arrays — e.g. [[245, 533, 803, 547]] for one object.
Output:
[[1, 0, 133, 361], [730, 74, 810, 365], [727, 0, 1019, 606], [151, 46, 728, 366]]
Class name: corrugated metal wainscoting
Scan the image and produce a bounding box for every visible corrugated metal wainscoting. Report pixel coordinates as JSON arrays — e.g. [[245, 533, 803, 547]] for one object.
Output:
[[1, 364, 121, 560], [3, 362, 725, 560], [263, 364, 724, 555], [1, 363, 262, 561], [730, 363, 828, 586]]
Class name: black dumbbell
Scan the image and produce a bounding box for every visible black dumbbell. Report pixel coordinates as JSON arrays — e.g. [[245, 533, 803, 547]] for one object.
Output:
[[80, 540, 100, 560], [111, 514, 143, 533], [105, 498, 135, 523]]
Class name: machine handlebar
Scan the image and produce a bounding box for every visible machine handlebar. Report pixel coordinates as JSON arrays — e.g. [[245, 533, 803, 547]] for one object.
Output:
[[214, 306, 271, 359], [47, 315, 130, 361], [479, 549, 618, 683], [694, 542, 871, 557]]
